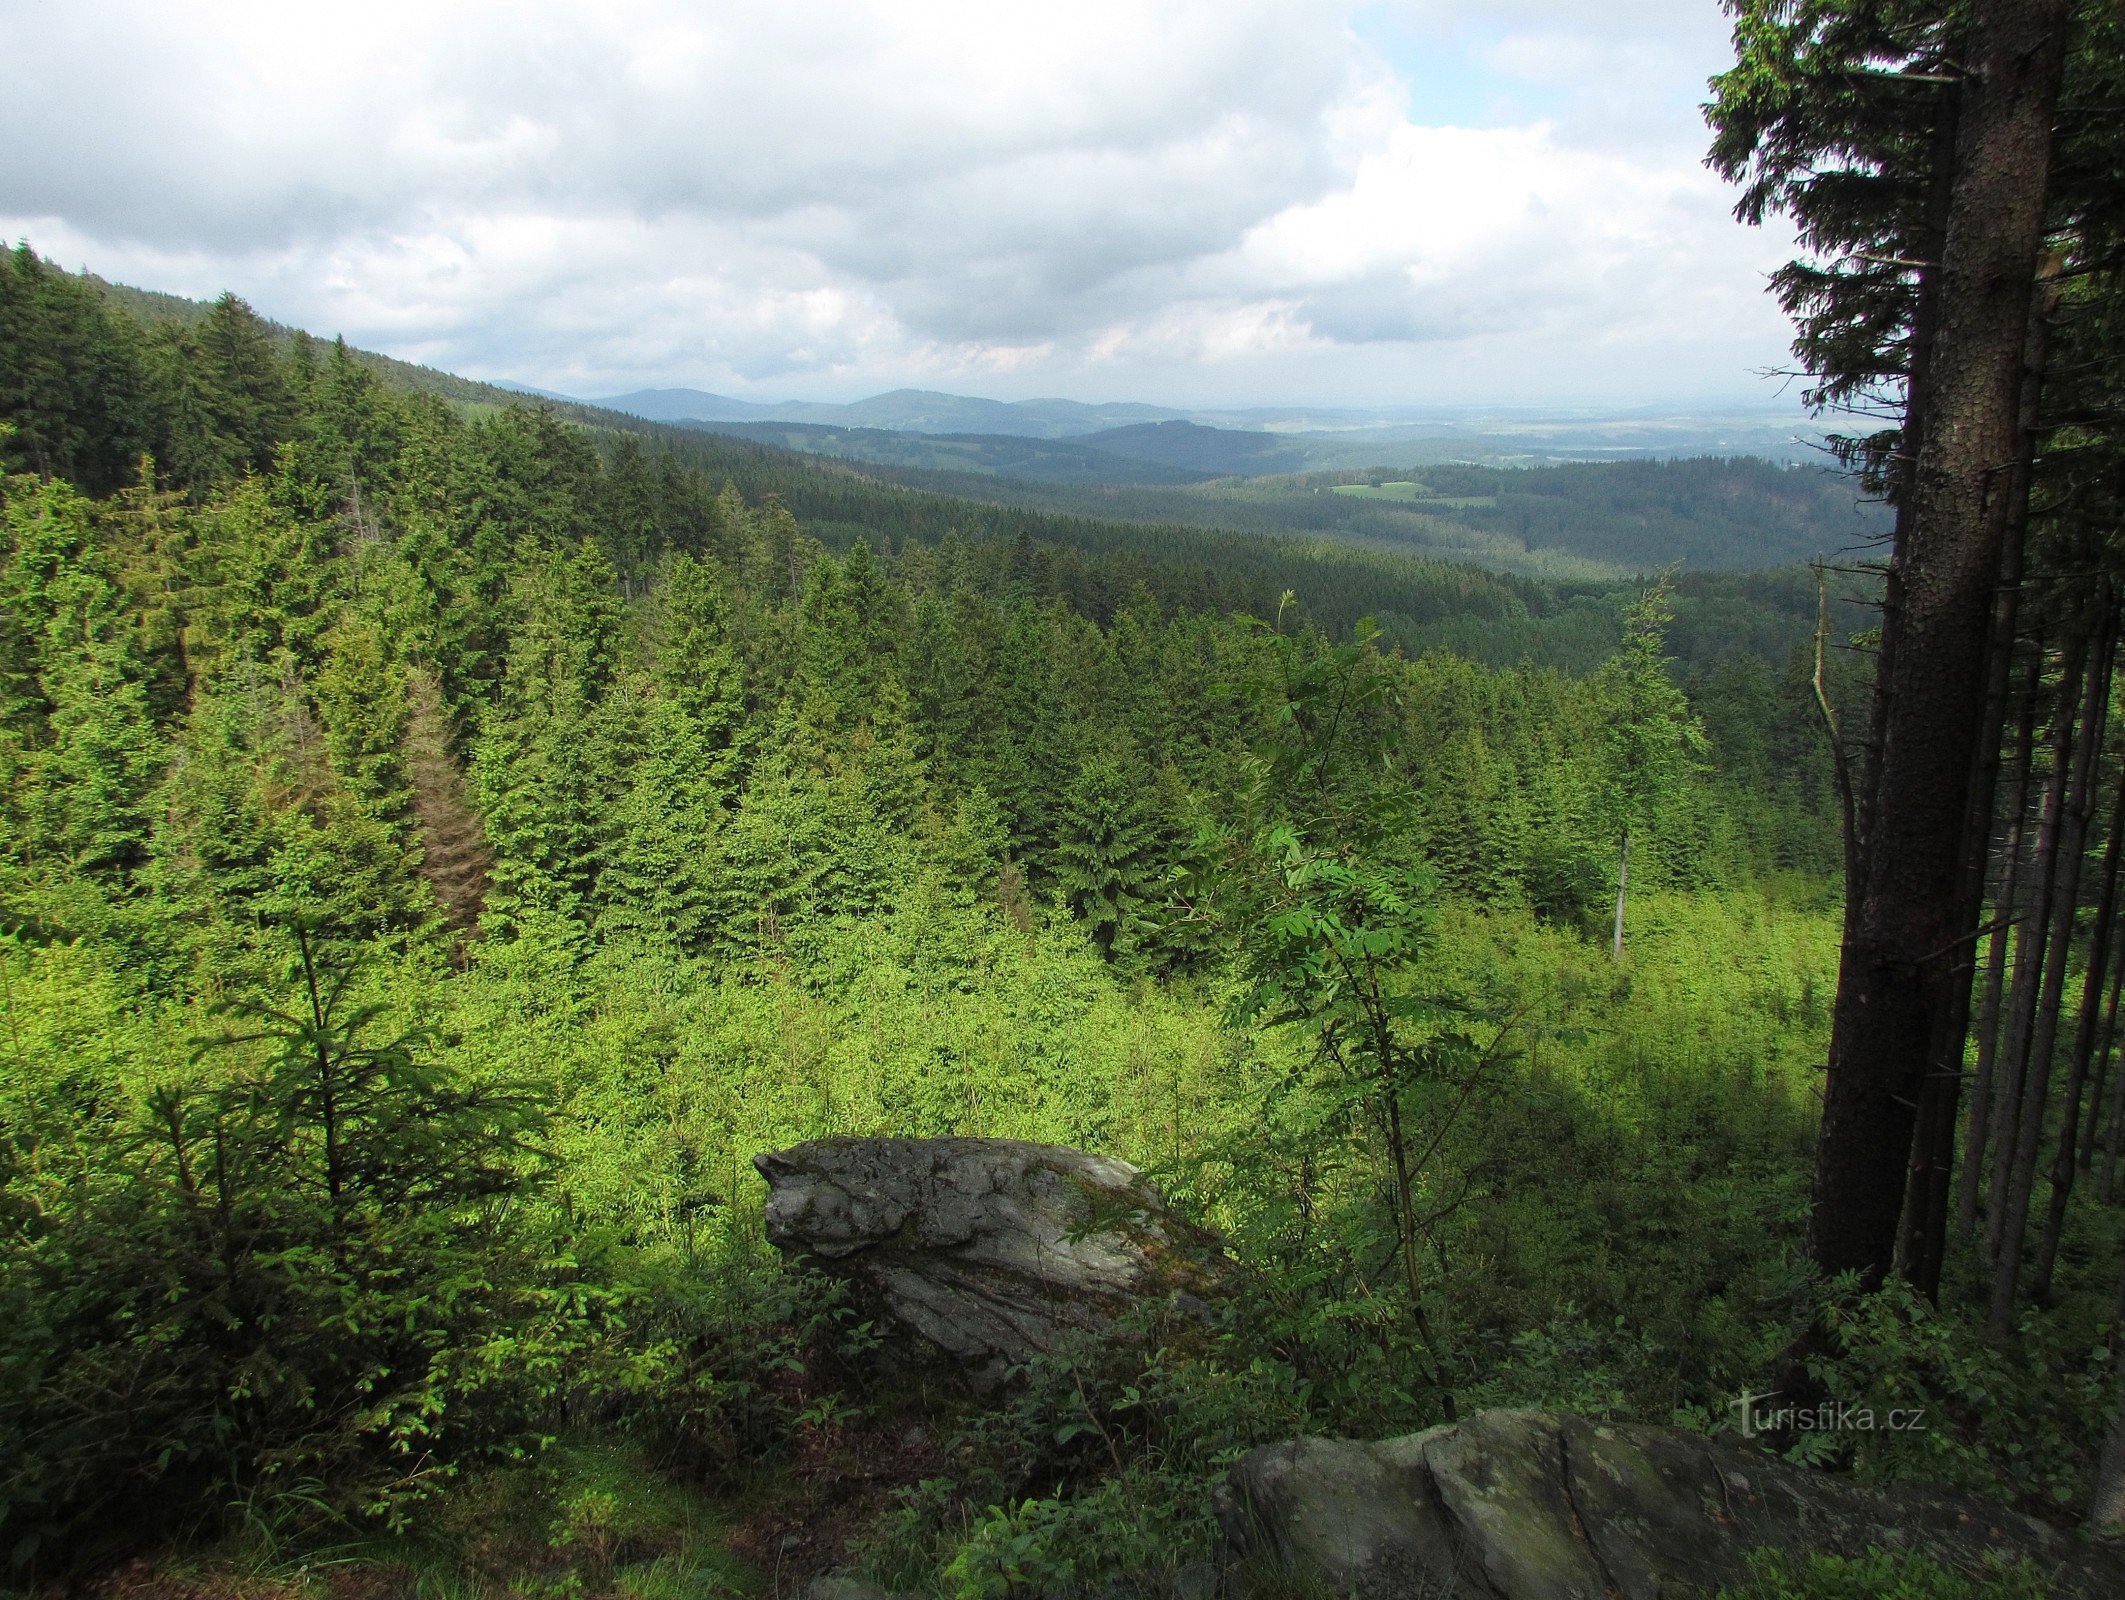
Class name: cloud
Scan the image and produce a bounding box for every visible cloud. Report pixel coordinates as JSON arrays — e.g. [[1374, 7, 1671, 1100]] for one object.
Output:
[[0, 0, 1798, 405]]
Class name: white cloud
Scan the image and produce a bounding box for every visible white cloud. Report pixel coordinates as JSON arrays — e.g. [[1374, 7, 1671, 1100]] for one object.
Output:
[[0, 0, 1798, 406]]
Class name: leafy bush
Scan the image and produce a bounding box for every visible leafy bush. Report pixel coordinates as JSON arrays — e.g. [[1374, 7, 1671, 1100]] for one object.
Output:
[[1793, 1275, 2113, 1508], [0, 927, 608, 1574]]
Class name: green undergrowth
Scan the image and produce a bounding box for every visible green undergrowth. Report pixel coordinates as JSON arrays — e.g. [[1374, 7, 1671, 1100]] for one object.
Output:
[[14, 882, 2117, 1596], [94, 1442, 759, 1600], [1718, 1547, 2057, 1600]]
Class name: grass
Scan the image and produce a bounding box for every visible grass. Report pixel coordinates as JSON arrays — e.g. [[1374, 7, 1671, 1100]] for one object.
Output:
[[1331, 480, 1424, 500]]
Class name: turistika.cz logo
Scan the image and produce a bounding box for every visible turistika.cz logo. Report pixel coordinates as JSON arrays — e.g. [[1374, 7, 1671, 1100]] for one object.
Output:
[[1729, 1390, 1928, 1439]]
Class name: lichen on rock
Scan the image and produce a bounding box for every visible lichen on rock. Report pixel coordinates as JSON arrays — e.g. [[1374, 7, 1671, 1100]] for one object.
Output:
[[1216, 1409, 2125, 1599]]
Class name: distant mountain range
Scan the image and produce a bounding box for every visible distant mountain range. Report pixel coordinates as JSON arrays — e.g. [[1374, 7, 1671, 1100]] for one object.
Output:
[[591, 386, 1193, 438], [624, 411, 1832, 486], [564, 385, 1832, 473], [661, 418, 1322, 485]]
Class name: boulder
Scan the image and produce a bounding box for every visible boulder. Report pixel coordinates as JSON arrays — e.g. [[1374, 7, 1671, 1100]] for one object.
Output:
[[1216, 1408, 2124, 1598], [797, 1578, 909, 1600], [754, 1136, 1228, 1374]]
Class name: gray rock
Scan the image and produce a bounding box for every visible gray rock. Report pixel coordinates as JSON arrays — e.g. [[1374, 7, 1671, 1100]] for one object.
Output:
[[797, 1578, 908, 1600], [1171, 1556, 1223, 1600], [1216, 1408, 2125, 1598], [755, 1137, 1228, 1372]]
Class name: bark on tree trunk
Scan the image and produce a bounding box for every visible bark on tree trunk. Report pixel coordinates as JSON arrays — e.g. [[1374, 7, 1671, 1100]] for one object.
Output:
[[2107, 991, 2125, 1200], [1901, 594, 2020, 1291], [2079, 955, 2125, 1178], [1956, 662, 2044, 1235], [1849, 62, 1962, 870], [2034, 743, 2125, 1303], [1986, 635, 2084, 1263], [1902, 254, 2061, 1294], [1612, 827, 1629, 964], [2097, 1361, 2125, 1539], [1803, 0, 2070, 1286], [2107, 1058, 2125, 1200], [1992, 605, 2116, 1333]]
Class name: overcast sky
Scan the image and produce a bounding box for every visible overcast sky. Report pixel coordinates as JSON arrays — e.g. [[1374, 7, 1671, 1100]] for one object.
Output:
[[0, 0, 1805, 409]]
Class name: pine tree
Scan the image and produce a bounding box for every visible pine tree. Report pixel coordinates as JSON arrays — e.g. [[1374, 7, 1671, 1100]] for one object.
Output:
[[928, 782, 1009, 910], [0, 247, 152, 493], [1716, 0, 2076, 1289], [601, 436, 662, 593], [471, 539, 626, 926], [314, 618, 411, 823], [653, 551, 748, 773], [796, 547, 900, 727], [2, 479, 163, 889], [296, 339, 404, 510], [595, 683, 726, 953], [190, 469, 341, 676], [1595, 581, 1703, 959], [1054, 748, 1164, 963]]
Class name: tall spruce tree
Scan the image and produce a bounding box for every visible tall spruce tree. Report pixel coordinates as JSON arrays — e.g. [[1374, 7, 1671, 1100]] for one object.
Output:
[[1054, 747, 1164, 964], [1595, 581, 1702, 960], [1711, 0, 2074, 1286]]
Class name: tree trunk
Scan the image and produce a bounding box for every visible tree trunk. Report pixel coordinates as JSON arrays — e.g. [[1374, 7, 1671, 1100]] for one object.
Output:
[[1612, 827, 1629, 963], [1986, 634, 2085, 1263], [1901, 567, 2024, 1292], [2034, 791, 2125, 1304], [2095, 1280, 2125, 1538], [2079, 953, 2124, 1178], [1847, 53, 1963, 869], [1801, 0, 2070, 1286], [1956, 659, 2044, 1235], [2091, 1249, 2125, 1538], [2101, 951, 2125, 1202], [2031, 934, 2116, 1300], [2107, 985, 2125, 1200], [1903, 246, 2062, 1293], [1991, 604, 2116, 1334]]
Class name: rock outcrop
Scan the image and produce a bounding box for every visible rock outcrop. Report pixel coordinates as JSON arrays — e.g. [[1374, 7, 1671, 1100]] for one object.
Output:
[[1216, 1408, 2124, 1598], [797, 1578, 908, 1600], [755, 1136, 1228, 1375]]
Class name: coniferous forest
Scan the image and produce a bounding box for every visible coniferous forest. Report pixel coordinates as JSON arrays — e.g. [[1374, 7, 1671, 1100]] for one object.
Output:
[[5, 0, 2125, 1594]]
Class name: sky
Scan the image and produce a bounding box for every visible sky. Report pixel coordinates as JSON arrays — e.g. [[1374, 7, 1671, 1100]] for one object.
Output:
[[0, 0, 1806, 410]]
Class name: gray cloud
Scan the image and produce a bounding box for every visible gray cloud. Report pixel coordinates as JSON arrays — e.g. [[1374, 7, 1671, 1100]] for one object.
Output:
[[0, 0, 1799, 406]]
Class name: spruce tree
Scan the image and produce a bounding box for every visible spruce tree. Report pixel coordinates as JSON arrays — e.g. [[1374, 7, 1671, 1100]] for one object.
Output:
[[1595, 582, 1703, 959], [1054, 748, 1164, 963], [2, 479, 163, 889]]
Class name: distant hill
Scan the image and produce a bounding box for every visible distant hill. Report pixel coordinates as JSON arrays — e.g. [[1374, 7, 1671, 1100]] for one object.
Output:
[[592, 387, 782, 422], [805, 454, 1890, 577], [588, 385, 1191, 437], [1079, 420, 1314, 477], [671, 419, 1210, 485], [571, 385, 1829, 462], [800, 389, 1183, 437]]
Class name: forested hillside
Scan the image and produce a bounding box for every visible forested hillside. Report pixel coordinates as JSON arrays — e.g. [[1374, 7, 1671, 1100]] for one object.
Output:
[[25, 257, 1886, 584], [802, 448, 1890, 580], [1, 231, 2111, 1600]]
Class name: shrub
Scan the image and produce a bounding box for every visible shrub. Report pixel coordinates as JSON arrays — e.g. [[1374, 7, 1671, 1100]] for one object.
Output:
[[0, 926, 604, 1575]]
